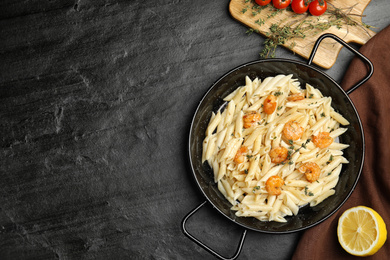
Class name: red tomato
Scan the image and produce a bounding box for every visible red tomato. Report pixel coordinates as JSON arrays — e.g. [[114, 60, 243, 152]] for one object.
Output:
[[309, 0, 327, 16], [272, 0, 291, 9], [255, 0, 271, 6], [291, 0, 309, 14]]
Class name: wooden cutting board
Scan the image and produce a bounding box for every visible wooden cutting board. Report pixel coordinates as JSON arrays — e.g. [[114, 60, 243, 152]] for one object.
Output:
[[229, 0, 375, 69]]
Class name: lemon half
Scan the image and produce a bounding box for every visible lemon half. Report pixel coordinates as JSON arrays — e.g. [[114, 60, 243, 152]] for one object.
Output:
[[337, 206, 387, 256]]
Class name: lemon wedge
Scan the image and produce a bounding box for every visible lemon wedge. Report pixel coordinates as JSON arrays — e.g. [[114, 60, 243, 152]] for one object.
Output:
[[337, 206, 387, 256]]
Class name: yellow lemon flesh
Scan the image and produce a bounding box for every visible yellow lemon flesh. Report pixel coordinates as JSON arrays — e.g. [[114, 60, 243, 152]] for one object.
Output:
[[337, 206, 387, 256]]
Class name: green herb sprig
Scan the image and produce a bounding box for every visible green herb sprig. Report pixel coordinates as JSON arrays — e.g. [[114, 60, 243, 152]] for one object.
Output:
[[243, 0, 373, 59]]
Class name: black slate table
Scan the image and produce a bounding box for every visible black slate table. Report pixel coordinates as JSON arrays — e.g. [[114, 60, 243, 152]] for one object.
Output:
[[1, 1, 389, 259]]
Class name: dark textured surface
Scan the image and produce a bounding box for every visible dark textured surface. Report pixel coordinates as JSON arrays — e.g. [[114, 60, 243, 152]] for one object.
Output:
[[0, 1, 388, 259]]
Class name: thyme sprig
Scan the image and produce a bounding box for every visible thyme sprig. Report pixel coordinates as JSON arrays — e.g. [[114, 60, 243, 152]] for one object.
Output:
[[243, 0, 373, 58], [258, 13, 345, 58], [326, 2, 375, 34]]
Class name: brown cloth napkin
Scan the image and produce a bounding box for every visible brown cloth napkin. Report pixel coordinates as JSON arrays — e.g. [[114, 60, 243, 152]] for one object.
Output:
[[292, 25, 390, 259]]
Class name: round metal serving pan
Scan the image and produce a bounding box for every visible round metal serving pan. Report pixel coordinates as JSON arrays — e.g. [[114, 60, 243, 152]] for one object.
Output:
[[188, 57, 365, 234]]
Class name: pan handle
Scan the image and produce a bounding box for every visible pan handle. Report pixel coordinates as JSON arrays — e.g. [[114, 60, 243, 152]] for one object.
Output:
[[307, 33, 374, 95], [181, 201, 248, 260]]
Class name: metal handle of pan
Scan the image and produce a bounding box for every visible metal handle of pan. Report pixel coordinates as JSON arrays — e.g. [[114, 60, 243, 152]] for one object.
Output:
[[307, 33, 374, 95], [181, 201, 248, 260]]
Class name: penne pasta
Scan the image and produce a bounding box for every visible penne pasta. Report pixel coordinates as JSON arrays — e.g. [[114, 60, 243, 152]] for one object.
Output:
[[206, 111, 221, 136], [330, 110, 350, 125], [203, 75, 350, 222]]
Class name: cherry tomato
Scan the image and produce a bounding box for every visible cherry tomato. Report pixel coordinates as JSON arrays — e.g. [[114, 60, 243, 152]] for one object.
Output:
[[255, 0, 271, 6], [309, 0, 327, 16], [272, 0, 291, 9], [291, 0, 309, 14]]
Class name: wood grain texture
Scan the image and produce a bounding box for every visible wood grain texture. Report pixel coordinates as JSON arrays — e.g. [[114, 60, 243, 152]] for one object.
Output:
[[229, 0, 376, 69]]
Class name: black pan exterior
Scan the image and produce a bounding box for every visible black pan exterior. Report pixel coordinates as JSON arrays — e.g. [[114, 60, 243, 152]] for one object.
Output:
[[188, 59, 364, 233]]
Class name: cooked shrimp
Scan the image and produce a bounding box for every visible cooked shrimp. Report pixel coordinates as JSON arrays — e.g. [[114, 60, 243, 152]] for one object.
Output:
[[282, 120, 304, 141], [287, 92, 305, 101], [269, 146, 288, 164], [312, 132, 333, 148], [265, 175, 284, 196], [299, 162, 321, 183], [263, 94, 277, 114], [234, 146, 248, 164], [243, 112, 261, 128]]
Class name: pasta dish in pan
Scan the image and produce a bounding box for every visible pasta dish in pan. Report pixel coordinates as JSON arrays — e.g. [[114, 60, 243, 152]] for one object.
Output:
[[202, 74, 349, 222]]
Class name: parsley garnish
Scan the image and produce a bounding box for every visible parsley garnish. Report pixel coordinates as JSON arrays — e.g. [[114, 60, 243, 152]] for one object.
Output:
[[304, 186, 314, 196], [327, 155, 334, 164], [252, 186, 260, 193]]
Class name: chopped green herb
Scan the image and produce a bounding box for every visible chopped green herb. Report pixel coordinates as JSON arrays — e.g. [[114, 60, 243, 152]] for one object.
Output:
[[327, 155, 334, 164], [255, 18, 265, 26], [304, 186, 314, 196], [246, 28, 259, 35], [252, 186, 260, 193]]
